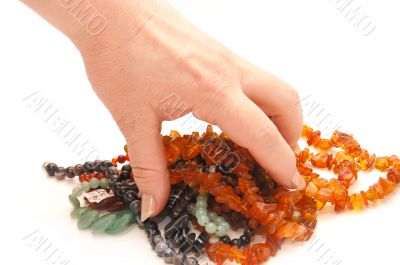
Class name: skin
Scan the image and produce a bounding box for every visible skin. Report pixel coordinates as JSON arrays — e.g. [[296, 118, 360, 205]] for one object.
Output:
[[21, 0, 305, 221]]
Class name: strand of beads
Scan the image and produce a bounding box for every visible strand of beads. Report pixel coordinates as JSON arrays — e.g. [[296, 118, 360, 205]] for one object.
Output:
[[187, 194, 231, 238]]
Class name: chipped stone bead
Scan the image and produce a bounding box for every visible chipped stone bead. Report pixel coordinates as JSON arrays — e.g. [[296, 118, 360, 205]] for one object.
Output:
[[71, 207, 89, 219], [195, 200, 207, 209], [195, 208, 207, 219], [68, 195, 80, 208], [78, 209, 99, 229], [91, 213, 118, 233], [155, 241, 169, 257], [105, 211, 133, 234]]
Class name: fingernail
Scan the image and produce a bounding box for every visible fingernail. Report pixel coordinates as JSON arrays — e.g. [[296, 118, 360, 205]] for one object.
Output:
[[291, 171, 306, 190], [140, 193, 156, 222]]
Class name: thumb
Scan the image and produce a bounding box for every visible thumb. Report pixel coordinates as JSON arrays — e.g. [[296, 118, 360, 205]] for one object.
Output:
[[125, 115, 170, 222]]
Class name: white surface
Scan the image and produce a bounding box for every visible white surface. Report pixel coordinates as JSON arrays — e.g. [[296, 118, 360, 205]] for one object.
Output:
[[1, 0, 400, 265]]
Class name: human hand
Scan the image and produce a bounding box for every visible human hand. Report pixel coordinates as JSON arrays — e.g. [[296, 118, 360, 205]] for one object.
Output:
[[75, 0, 305, 221]]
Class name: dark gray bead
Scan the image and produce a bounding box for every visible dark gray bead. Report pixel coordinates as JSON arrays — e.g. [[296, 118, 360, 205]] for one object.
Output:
[[239, 235, 251, 246], [55, 167, 66, 180], [130, 200, 141, 215], [73, 164, 83, 176], [45, 163, 58, 176], [83, 161, 94, 172], [163, 248, 174, 264], [151, 235, 164, 249], [155, 241, 168, 257], [65, 166, 76, 178], [172, 253, 185, 265], [183, 257, 198, 265], [135, 215, 144, 229]]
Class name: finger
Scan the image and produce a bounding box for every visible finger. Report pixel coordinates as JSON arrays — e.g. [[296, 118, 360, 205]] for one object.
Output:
[[195, 90, 305, 190], [123, 114, 170, 221], [241, 66, 303, 148]]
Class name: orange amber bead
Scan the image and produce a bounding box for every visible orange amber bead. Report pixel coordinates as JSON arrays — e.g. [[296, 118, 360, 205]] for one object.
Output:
[[311, 153, 333, 168], [374, 156, 390, 171]]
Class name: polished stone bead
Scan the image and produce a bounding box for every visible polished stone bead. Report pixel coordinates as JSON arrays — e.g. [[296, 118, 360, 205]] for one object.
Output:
[[119, 170, 130, 181], [83, 162, 94, 172], [105, 211, 133, 234], [151, 235, 164, 249], [172, 253, 185, 265], [231, 238, 241, 247], [81, 181, 91, 192], [99, 160, 112, 172], [135, 215, 144, 228], [205, 222, 217, 234], [208, 212, 218, 221], [71, 207, 89, 219], [78, 209, 99, 229], [89, 178, 100, 189], [55, 167, 66, 180], [220, 235, 231, 244], [91, 213, 118, 233], [214, 216, 225, 225], [45, 163, 58, 176], [106, 167, 118, 178], [155, 241, 169, 257], [144, 220, 158, 232], [195, 208, 207, 219], [73, 164, 84, 176], [99, 178, 109, 189], [130, 200, 141, 215], [183, 257, 198, 265], [195, 200, 207, 209], [65, 166, 76, 178], [186, 203, 196, 215], [163, 248, 174, 264], [123, 190, 137, 204], [68, 195, 80, 208], [121, 164, 132, 173], [244, 227, 254, 237], [239, 235, 251, 246], [208, 235, 220, 244], [197, 215, 209, 226], [71, 187, 82, 197]]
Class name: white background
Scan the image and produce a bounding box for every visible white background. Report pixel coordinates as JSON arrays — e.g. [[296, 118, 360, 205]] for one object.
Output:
[[1, 0, 400, 265]]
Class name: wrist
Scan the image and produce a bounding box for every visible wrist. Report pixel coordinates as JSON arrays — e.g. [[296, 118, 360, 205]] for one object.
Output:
[[70, 0, 146, 56]]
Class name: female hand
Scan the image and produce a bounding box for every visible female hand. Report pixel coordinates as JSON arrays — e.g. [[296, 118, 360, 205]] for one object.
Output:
[[23, 0, 305, 221]]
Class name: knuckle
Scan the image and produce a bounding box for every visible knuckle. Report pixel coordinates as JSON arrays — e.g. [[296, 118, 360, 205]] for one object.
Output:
[[254, 122, 280, 149]]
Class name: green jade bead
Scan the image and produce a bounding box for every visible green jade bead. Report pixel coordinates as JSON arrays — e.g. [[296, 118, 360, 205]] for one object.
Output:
[[197, 215, 210, 226], [89, 178, 100, 189], [81, 181, 91, 192], [91, 213, 118, 233], [68, 195, 80, 208], [105, 211, 134, 235], [205, 222, 217, 234], [71, 187, 82, 197], [99, 178, 109, 189], [71, 207, 89, 219], [78, 209, 99, 229]]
